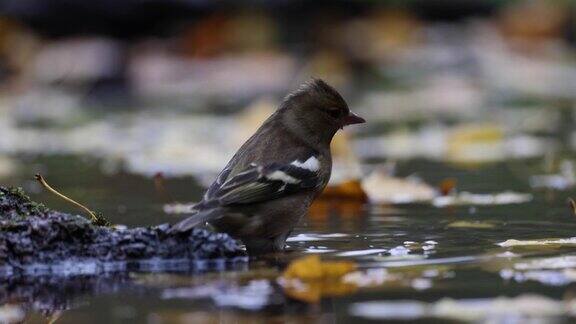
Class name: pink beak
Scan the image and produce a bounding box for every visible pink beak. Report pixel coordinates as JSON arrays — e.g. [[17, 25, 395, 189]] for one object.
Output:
[[342, 111, 366, 126]]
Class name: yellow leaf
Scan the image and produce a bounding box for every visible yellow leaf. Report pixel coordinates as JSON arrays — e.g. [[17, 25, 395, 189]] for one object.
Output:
[[281, 256, 358, 303], [447, 221, 496, 229], [282, 255, 356, 280]]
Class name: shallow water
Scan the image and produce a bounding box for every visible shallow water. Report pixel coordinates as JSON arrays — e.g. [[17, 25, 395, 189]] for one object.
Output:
[[3, 154, 576, 323]]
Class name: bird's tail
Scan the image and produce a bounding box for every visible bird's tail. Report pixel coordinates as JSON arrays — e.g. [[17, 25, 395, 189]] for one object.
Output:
[[170, 209, 219, 233]]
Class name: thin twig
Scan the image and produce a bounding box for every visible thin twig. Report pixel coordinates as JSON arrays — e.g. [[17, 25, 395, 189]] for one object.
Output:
[[569, 198, 576, 216], [35, 174, 109, 225]]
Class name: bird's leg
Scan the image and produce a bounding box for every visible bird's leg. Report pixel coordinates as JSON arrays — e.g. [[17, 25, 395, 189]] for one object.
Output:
[[243, 238, 283, 255]]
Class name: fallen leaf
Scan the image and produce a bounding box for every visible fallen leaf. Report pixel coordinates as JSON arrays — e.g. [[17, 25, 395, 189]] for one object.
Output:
[[280, 255, 357, 303], [438, 178, 457, 196], [446, 124, 505, 165], [350, 294, 571, 321], [447, 221, 496, 229], [361, 170, 437, 204], [282, 255, 356, 280], [530, 160, 575, 190], [498, 237, 576, 247], [433, 191, 532, 207]]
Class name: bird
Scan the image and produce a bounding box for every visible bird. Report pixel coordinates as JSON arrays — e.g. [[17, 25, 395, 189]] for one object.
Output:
[[171, 79, 365, 254]]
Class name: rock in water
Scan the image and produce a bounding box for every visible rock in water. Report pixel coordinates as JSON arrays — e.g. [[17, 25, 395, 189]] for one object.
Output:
[[0, 187, 245, 271]]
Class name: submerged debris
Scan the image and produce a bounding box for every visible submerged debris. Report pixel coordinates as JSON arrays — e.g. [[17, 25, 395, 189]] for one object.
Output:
[[0, 187, 245, 272]]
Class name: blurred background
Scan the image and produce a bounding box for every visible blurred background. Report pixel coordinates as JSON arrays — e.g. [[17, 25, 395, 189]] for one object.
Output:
[[0, 0, 575, 224], [4, 1, 576, 322]]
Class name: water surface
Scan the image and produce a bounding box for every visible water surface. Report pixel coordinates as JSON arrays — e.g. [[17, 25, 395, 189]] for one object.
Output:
[[4, 155, 576, 323]]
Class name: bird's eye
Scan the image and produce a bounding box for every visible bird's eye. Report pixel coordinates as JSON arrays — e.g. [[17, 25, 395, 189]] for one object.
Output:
[[326, 108, 341, 119]]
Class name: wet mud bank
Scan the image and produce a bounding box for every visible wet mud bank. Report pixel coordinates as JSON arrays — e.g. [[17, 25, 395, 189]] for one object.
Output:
[[0, 187, 246, 276]]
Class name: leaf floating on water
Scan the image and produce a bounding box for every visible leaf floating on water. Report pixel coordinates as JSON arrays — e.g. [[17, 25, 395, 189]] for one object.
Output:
[[447, 221, 496, 229], [446, 124, 505, 165], [498, 237, 576, 247], [279, 255, 357, 303], [350, 294, 572, 321], [362, 169, 531, 207], [438, 178, 457, 196], [282, 255, 356, 280], [279, 255, 446, 303], [361, 170, 437, 204], [530, 160, 575, 190], [433, 191, 532, 207]]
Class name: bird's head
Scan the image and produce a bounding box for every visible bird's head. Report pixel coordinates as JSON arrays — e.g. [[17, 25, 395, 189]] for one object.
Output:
[[279, 79, 365, 145]]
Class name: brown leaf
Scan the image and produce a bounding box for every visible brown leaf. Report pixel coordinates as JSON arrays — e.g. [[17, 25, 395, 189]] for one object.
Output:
[[281, 255, 358, 303]]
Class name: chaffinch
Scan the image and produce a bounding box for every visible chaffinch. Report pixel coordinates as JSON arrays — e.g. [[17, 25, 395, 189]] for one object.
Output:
[[171, 79, 365, 254]]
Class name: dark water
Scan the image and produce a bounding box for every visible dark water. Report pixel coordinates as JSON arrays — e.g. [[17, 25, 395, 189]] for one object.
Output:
[[4, 155, 576, 323]]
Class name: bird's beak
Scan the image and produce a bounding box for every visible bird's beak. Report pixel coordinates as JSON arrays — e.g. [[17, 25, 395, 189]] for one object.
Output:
[[342, 111, 366, 126]]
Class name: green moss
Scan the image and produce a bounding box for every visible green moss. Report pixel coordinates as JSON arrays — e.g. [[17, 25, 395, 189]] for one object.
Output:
[[92, 212, 112, 227], [0, 187, 49, 219]]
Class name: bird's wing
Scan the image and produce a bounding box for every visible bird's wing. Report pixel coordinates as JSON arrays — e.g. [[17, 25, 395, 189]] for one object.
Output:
[[171, 156, 321, 233], [205, 156, 321, 206], [204, 165, 233, 200]]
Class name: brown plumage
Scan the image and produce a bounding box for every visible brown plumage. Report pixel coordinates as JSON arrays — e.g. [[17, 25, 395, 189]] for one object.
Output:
[[171, 79, 365, 254]]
